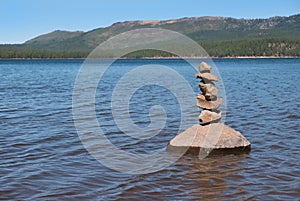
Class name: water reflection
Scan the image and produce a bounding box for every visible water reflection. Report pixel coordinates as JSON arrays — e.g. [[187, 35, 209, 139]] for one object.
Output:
[[178, 154, 249, 200]]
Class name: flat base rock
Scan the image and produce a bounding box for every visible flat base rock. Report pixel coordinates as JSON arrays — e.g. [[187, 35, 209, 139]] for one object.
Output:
[[167, 123, 251, 156]]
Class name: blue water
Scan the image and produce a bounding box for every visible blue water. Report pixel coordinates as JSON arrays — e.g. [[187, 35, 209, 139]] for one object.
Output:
[[0, 58, 299, 200]]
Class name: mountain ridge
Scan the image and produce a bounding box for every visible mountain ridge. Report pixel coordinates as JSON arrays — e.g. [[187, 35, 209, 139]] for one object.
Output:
[[23, 14, 300, 47], [1, 14, 300, 58]]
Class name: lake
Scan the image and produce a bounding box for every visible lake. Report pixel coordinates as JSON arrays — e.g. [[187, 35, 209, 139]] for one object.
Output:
[[1, 58, 299, 200]]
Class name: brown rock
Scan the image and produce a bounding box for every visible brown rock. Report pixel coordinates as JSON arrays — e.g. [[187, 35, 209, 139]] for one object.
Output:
[[168, 123, 251, 155], [195, 73, 218, 82], [199, 82, 218, 99], [167, 61, 251, 157], [199, 110, 221, 124], [197, 94, 222, 110], [199, 62, 212, 73]]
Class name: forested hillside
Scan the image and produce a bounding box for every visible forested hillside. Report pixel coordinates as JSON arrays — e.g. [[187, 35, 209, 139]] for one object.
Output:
[[1, 14, 299, 58]]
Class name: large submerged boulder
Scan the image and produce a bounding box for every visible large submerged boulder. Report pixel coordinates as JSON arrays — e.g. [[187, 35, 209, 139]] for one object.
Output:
[[168, 123, 251, 155]]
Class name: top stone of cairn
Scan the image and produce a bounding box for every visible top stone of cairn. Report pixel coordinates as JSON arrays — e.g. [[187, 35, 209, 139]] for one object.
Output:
[[199, 62, 212, 73]]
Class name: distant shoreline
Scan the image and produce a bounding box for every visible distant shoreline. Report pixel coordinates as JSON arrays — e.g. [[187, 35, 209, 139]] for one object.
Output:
[[0, 56, 299, 60]]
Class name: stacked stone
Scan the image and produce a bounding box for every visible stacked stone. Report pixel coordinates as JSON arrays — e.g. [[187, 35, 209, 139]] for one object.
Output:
[[167, 61, 251, 156], [195, 62, 222, 124]]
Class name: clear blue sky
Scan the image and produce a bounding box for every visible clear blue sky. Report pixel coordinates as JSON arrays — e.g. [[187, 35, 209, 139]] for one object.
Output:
[[1, 0, 299, 44]]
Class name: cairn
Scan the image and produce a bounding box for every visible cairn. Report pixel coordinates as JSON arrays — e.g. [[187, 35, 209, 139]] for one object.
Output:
[[196, 62, 222, 124], [168, 62, 251, 156]]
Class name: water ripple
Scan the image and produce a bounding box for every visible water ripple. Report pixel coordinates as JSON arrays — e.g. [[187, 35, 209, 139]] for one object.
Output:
[[0, 58, 299, 200]]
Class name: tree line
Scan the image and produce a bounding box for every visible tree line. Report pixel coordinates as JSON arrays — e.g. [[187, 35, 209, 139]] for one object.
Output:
[[201, 38, 300, 57], [0, 38, 299, 58], [0, 49, 88, 59]]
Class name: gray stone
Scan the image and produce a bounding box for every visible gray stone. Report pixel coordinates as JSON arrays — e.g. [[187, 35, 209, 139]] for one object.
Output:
[[197, 94, 222, 110], [199, 82, 218, 99], [198, 110, 222, 124], [168, 123, 251, 155], [199, 62, 212, 73], [195, 73, 218, 82]]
